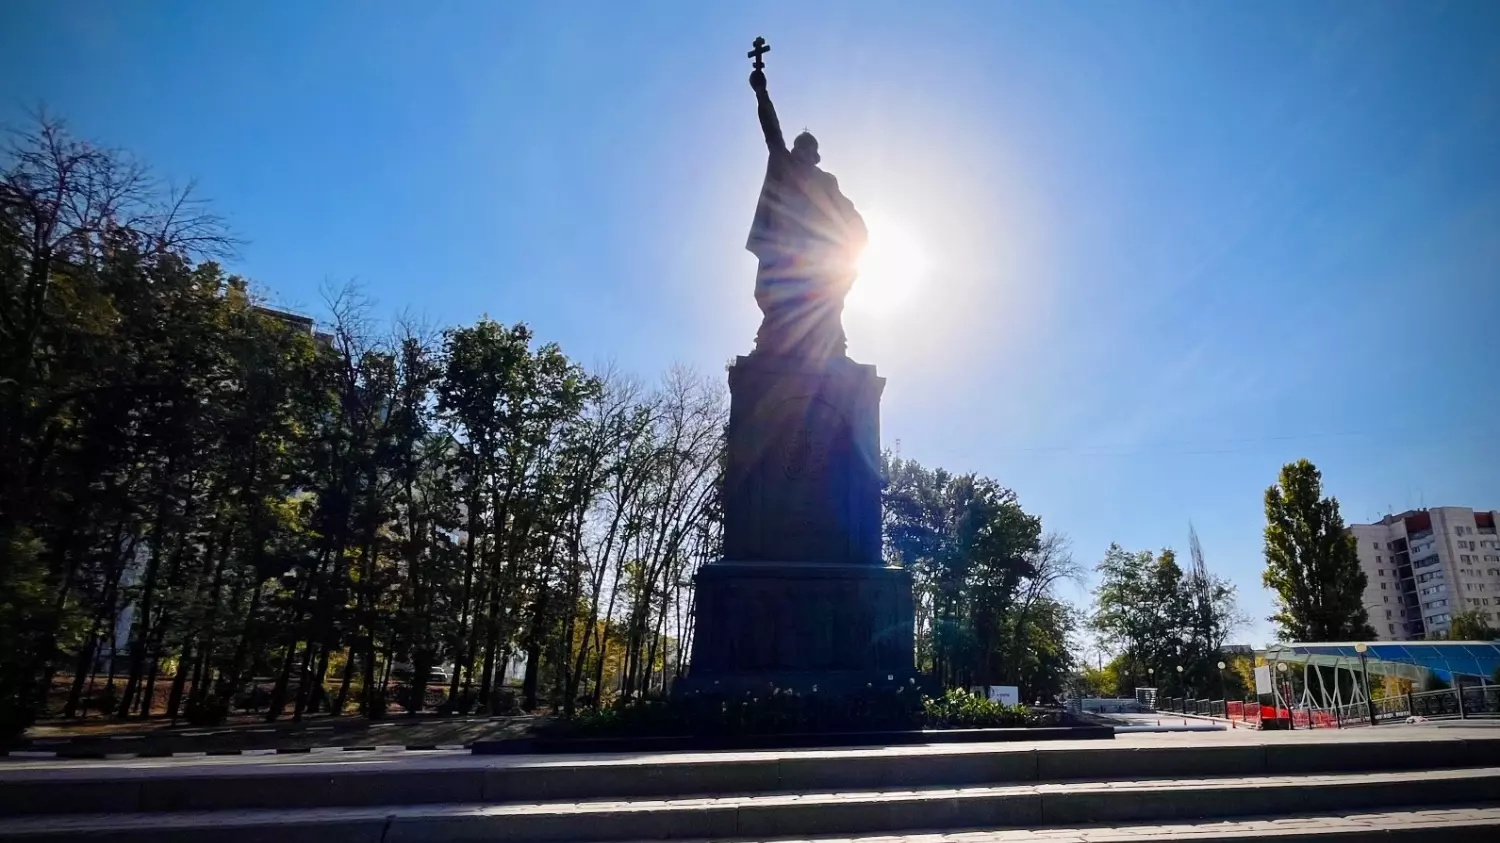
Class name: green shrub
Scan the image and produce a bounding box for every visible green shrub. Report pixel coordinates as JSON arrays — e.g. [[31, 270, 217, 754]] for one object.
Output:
[[921, 688, 1051, 728], [551, 685, 1061, 738], [555, 684, 923, 738]]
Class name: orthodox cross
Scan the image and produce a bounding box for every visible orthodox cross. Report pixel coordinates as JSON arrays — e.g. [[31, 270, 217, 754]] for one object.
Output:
[[747, 37, 770, 70]]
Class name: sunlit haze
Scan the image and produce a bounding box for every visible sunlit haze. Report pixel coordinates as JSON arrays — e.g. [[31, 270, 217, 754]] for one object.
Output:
[[5, 0, 1497, 649], [848, 210, 932, 317]]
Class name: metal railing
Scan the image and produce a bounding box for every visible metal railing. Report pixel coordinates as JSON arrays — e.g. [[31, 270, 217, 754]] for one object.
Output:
[[1154, 684, 1500, 728]]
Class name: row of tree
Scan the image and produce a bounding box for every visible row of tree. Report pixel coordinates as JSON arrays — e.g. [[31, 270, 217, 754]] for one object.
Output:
[[0, 115, 1084, 739], [0, 115, 728, 737]]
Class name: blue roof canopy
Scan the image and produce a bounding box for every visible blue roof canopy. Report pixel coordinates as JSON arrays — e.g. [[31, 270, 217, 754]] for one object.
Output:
[[1264, 641, 1500, 681]]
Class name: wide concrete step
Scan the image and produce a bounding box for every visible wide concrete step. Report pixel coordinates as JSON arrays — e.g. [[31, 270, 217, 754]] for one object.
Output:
[[670, 807, 1500, 842], [6, 736, 1500, 816], [1, 768, 1496, 842]]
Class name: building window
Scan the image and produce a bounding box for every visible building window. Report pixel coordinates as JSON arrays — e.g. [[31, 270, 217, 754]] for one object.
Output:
[[1388, 623, 1396, 633], [1384, 596, 1390, 603], [1375, 541, 1381, 548], [1381, 582, 1387, 590], [1377, 555, 1383, 563], [1378, 569, 1385, 576], [1386, 609, 1392, 619]]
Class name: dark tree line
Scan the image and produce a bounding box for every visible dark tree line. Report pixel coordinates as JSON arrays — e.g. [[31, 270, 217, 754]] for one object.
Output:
[[0, 116, 724, 737]]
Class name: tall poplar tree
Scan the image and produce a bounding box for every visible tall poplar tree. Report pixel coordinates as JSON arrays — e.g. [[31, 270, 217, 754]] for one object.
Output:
[[1262, 459, 1374, 642]]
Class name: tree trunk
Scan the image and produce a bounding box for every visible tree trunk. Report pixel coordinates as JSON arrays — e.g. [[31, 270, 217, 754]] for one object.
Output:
[[266, 638, 300, 723], [215, 577, 263, 704], [334, 646, 356, 715], [137, 614, 170, 719], [63, 616, 102, 718], [166, 640, 192, 723], [292, 640, 318, 721]]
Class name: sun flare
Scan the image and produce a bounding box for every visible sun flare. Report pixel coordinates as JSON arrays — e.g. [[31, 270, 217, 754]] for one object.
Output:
[[848, 212, 932, 315]]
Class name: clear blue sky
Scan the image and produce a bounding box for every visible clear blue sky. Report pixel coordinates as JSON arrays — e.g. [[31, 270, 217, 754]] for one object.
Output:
[[6, 1, 1499, 649]]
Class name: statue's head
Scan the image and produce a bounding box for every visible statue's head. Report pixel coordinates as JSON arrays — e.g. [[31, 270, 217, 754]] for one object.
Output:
[[792, 131, 820, 165]]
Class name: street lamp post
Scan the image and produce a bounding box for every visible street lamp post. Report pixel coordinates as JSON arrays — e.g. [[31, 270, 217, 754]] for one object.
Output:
[[1277, 662, 1292, 728], [1176, 664, 1186, 710], [1217, 660, 1228, 713], [1355, 642, 1377, 727]]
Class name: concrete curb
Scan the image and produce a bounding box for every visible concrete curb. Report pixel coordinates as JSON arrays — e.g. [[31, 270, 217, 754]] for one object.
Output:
[[2, 744, 471, 760], [473, 725, 1113, 755]]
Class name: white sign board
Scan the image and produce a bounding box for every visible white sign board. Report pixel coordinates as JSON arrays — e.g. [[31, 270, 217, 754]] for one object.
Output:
[[986, 685, 1021, 706], [1253, 665, 1273, 695]]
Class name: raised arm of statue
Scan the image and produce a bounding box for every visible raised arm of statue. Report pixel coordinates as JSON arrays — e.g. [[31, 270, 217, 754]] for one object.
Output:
[[749, 69, 787, 156]]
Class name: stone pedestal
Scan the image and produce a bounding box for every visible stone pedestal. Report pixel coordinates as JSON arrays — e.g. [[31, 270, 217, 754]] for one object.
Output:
[[681, 354, 916, 694]]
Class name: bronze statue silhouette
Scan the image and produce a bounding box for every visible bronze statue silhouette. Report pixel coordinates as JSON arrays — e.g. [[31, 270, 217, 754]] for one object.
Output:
[[745, 38, 867, 360]]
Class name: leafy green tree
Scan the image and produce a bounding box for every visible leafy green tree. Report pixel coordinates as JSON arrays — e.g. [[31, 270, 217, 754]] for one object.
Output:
[[882, 454, 1074, 696], [1077, 657, 1122, 698], [1090, 542, 1243, 698], [1448, 610, 1499, 641], [1262, 459, 1374, 642]]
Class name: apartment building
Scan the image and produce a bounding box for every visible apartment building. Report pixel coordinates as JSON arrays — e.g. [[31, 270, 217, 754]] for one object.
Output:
[[1350, 507, 1500, 641]]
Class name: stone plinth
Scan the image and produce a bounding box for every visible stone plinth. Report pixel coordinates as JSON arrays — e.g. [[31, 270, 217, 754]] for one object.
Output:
[[721, 354, 883, 564], [682, 353, 916, 694], [687, 562, 914, 693]]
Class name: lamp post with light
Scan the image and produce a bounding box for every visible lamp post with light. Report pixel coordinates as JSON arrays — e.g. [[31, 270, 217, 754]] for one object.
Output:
[[1355, 642, 1377, 727], [1277, 661, 1292, 728], [1217, 660, 1228, 713]]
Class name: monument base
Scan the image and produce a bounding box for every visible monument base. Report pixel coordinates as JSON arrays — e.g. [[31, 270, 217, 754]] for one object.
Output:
[[678, 561, 918, 696]]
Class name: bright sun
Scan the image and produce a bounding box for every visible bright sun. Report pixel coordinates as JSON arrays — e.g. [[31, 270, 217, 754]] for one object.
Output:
[[848, 212, 931, 315]]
